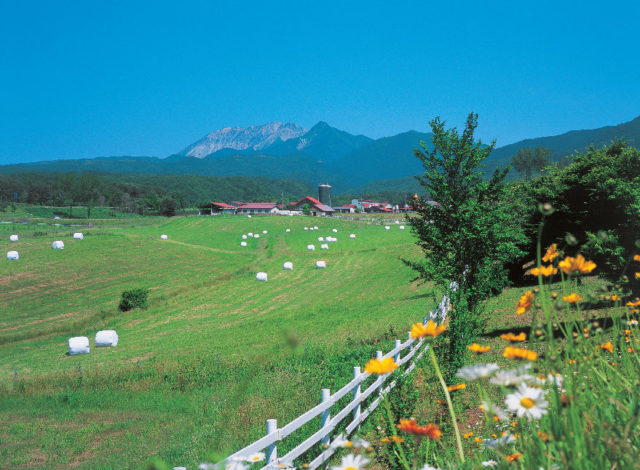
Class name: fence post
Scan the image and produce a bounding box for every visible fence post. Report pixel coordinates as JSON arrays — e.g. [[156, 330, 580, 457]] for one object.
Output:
[[352, 367, 361, 424], [266, 419, 278, 464], [407, 332, 413, 351], [321, 389, 331, 446], [394, 340, 401, 363], [376, 350, 382, 360]]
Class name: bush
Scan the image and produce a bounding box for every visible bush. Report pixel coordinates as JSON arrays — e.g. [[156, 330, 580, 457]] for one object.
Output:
[[118, 288, 149, 312]]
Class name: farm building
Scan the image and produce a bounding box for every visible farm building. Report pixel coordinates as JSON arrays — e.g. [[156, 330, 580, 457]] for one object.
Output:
[[236, 202, 279, 214], [201, 202, 237, 215], [332, 205, 356, 214], [293, 196, 335, 216]]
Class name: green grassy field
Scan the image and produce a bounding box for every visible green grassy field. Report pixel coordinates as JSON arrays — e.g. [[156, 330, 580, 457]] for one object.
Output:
[[0, 214, 436, 468]]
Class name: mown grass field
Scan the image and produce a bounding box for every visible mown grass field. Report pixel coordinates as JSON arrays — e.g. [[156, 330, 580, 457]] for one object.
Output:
[[0, 213, 437, 468]]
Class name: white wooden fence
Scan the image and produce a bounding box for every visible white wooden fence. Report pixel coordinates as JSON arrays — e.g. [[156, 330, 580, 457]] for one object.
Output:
[[214, 317, 432, 469]]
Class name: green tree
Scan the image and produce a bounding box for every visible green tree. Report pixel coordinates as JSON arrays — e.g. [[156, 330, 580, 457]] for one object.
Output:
[[512, 147, 552, 180], [302, 203, 311, 216], [158, 197, 177, 217], [404, 113, 526, 374]]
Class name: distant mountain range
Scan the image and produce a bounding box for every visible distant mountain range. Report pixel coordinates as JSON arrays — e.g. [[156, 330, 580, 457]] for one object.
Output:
[[2, 115, 639, 194]]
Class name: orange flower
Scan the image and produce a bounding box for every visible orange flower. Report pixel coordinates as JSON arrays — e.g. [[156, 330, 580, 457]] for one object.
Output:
[[410, 320, 446, 338], [562, 293, 583, 304], [381, 435, 404, 444], [474, 436, 483, 443], [529, 264, 558, 277], [626, 300, 640, 307], [537, 431, 549, 441], [506, 453, 521, 462], [559, 255, 596, 275], [397, 419, 441, 439], [628, 348, 634, 353], [636, 272, 640, 279], [447, 383, 466, 392], [463, 432, 473, 439], [468, 343, 491, 353], [634, 254, 640, 262], [501, 332, 527, 342], [364, 357, 398, 375], [611, 294, 620, 301], [542, 243, 559, 262], [516, 291, 534, 315], [503, 346, 537, 361], [599, 342, 613, 353]]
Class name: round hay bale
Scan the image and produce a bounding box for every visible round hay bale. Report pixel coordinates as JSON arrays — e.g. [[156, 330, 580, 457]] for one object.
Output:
[[256, 272, 268, 281], [160, 234, 168, 240], [248, 232, 254, 237], [318, 237, 324, 242], [384, 226, 390, 230], [307, 244, 315, 251], [9, 235, 18, 242], [95, 330, 118, 347], [283, 261, 293, 270], [263, 230, 268, 234], [304, 227, 309, 231], [242, 234, 247, 239], [321, 243, 329, 250], [240, 241, 247, 246], [399, 225, 405, 230], [316, 260, 326, 269], [313, 226, 318, 230], [332, 228, 338, 233], [286, 228, 291, 232], [254, 234, 260, 238], [52, 240, 65, 249], [73, 232, 84, 240], [395, 220, 400, 224], [248, 215, 252, 218], [350, 234, 356, 239], [68, 336, 90, 355], [6, 251, 19, 260]]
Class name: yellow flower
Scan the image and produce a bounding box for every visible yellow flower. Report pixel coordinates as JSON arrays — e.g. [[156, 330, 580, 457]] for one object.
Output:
[[463, 432, 474, 439], [562, 293, 583, 304], [542, 243, 559, 262], [364, 357, 398, 375], [636, 272, 640, 279], [410, 320, 446, 338], [506, 452, 521, 462], [503, 346, 537, 361], [516, 291, 534, 315], [634, 254, 640, 262], [528, 265, 558, 277], [626, 300, 640, 307], [447, 383, 466, 392], [611, 295, 620, 301], [468, 343, 491, 353], [500, 332, 527, 342], [599, 342, 613, 353]]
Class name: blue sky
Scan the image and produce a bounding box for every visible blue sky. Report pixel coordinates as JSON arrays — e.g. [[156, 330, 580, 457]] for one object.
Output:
[[1, 0, 638, 164]]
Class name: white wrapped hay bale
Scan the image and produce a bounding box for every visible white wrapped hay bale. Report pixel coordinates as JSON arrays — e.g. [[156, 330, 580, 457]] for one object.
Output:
[[350, 234, 356, 239], [327, 236, 337, 242], [9, 235, 18, 242], [248, 232, 253, 237], [304, 227, 308, 231], [307, 244, 315, 251], [73, 232, 84, 240], [68, 336, 90, 355], [286, 228, 291, 232], [242, 234, 247, 239], [399, 225, 405, 230], [283, 261, 293, 270], [247, 215, 252, 218], [254, 234, 260, 238], [321, 243, 329, 250], [318, 237, 324, 242], [52, 240, 65, 249], [313, 226, 318, 230], [316, 260, 326, 269], [160, 234, 168, 240], [256, 272, 268, 281], [384, 226, 390, 230], [6, 251, 19, 260], [262, 230, 268, 234], [240, 241, 247, 246], [332, 228, 338, 233], [95, 330, 118, 347], [395, 220, 400, 224]]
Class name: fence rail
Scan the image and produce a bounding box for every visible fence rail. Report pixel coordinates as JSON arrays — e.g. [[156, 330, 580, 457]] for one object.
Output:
[[215, 318, 432, 469]]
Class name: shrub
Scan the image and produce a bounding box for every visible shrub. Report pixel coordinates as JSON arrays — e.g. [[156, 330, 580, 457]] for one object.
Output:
[[118, 288, 149, 312]]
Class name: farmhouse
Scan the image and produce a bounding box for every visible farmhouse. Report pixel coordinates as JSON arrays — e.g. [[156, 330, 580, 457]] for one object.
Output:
[[236, 202, 278, 214], [293, 196, 335, 216], [202, 202, 237, 215]]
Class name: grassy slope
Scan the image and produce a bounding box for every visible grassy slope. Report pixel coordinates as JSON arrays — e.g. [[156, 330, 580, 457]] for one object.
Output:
[[0, 214, 432, 468]]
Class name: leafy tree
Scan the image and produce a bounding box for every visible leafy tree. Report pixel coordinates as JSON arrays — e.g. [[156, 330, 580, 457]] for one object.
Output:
[[302, 203, 311, 216], [404, 113, 526, 374], [158, 197, 177, 217], [512, 147, 552, 180]]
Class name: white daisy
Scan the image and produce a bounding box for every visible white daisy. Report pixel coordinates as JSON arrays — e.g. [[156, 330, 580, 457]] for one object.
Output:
[[481, 460, 498, 467], [505, 383, 548, 420], [455, 363, 499, 380], [483, 433, 516, 449], [330, 453, 370, 470], [225, 462, 249, 470], [245, 452, 266, 463], [330, 433, 369, 449], [479, 400, 509, 421], [535, 373, 563, 390], [419, 465, 441, 470], [490, 363, 533, 387]]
